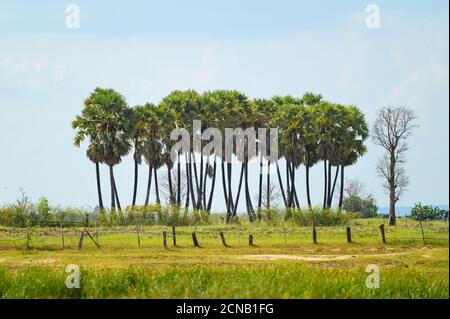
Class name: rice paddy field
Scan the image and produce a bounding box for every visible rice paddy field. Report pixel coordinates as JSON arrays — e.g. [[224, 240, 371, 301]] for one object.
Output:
[[0, 218, 448, 299]]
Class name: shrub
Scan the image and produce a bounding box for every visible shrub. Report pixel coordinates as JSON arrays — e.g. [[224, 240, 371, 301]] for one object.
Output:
[[342, 195, 378, 218], [410, 203, 448, 221], [288, 207, 356, 226]]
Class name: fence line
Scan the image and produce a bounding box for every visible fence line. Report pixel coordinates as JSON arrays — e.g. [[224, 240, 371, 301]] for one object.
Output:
[[0, 223, 448, 250]]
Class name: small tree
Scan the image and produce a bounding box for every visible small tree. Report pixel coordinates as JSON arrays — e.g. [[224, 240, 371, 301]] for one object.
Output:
[[372, 107, 417, 226], [37, 196, 52, 225], [342, 179, 378, 218]]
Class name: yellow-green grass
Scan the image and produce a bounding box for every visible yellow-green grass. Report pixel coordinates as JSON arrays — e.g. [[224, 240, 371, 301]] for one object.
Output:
[[0, 219, 448, 298]]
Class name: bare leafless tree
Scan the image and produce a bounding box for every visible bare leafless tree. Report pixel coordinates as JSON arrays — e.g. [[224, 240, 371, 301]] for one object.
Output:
[[159, 170, 188, 206], [372, 107, 417, 226], [344, 179, 364, 198], [254, 182, 281, 209]]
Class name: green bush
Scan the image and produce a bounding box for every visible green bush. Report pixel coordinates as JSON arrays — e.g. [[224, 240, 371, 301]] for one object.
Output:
[[342, 195, 378, 218], [288, 207, 356, 226], [410, 203, 447, 221]]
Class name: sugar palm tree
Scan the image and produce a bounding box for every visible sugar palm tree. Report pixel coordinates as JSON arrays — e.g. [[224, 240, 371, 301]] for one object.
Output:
[[72, 107, 106, 211], [253, 98, 278, 216], [337, 105, 369, 209], [81, 88, 131, 212], [128, 105, 147, 207], [140, 102, 164, 206], [160, 90, 201, 208]]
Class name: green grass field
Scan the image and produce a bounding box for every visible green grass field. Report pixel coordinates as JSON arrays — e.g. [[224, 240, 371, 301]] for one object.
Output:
[[0, 218, 448, 298]]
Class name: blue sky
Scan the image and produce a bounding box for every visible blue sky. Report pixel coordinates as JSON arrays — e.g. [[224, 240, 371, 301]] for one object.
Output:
[[0, 0, 448, 212]]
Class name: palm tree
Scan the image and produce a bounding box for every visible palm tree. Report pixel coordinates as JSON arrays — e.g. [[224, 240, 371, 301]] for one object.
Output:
[[337, 105, 369, 209], [160, 90, 201, 208], [128, 105, 148, 207], [253, 98, 278, 217], [72, 109, 106, 211], [80, 88, 131, 212], [140, 103, 164, 206]]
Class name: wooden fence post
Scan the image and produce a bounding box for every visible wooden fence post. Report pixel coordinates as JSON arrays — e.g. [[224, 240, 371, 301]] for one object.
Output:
[[312, 225, 317, 244], [95, 219, 99, 243], [418, 218, 425, 245], [136, 223, 141, 248], [172, 226, 177, 247], [163, 231, 168, 250], [249, 234, 254, 246], [219, 231, 228, 247], [346, 226, 352, 243], [379, 224, 386, 243], [26, 219, 31, 250], [59, 219, 65, 249], [192, 232, 199, 247], [78, 231, 84, 250]]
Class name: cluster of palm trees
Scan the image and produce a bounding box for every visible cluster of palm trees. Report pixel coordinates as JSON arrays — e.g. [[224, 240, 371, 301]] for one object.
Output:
[[72, 88, 368, 223]]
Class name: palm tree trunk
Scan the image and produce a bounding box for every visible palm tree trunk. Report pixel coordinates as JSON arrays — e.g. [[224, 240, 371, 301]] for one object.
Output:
[[327, 161, 332, 207], [338, 165, 345, 210], [185, 160, 190, 208], [95, 162, 104, 210], [154, 166, 160, 204], [144, 163, 153, 206], [306, 164, 312, 209], [258, 155, 263, 209], [323, 159, 327, 209], [286, 161, 292, 207], [202, 158, 208, 210], [192, 154, 200, 200], [177, 151, 181, 206], [196, 154, 204, 210], [276, 161, 287, 207], [226, 162, 234, 222], [168, 166, 175, 205], [266, 160, 271, 208], [329, 165, 340, 207], [244, 160, 255, 221], [221, 160, 229, 214], [109, 165, 116, 211], [132, 155, 139, 207], [207, 156, 217, 212], [232, 163, 245, 216], [188, 153, 197, 208], [290, 163, 300, 209], [113, 178, 122, 211]]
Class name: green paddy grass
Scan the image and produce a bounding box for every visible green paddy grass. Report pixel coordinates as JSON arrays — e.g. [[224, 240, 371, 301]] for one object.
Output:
[[0, 219, 448, 299]]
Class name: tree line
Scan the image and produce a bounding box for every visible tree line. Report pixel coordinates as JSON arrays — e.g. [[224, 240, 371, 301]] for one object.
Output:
[[72, 88, 369, 223]]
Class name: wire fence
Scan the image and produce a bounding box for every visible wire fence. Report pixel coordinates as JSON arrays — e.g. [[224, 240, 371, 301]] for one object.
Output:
[[0, 218, 448, 251]]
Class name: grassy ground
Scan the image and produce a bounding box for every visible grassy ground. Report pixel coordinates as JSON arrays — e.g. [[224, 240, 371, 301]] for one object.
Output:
[[0, 218, 448, 298]]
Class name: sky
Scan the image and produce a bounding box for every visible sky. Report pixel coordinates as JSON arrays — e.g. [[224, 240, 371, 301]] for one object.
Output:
[[0, 0, 448, 212]]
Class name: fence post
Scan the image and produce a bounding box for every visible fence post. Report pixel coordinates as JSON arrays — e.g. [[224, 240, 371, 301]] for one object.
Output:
[[312, 225, 317, 244], [219, 231, 228, 247], [192, 232, 199, 247], [418, 218, 425, 245], [163, 231, 168, 250], [78, 231, 84, 250], [26, 219, 31, 250], [346, 226, 352, 243], [172, 226, 177, 247], [283, 228, 287, 246], [136, 222, 141, 248], [95, 219, 99, 243], [59, 219, 65, 249], [249, 233, 254, 246], [379, 224, 386, 243]]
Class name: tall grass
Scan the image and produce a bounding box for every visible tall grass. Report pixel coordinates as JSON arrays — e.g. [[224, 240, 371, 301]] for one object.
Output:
[[0, 266, 447, 299]]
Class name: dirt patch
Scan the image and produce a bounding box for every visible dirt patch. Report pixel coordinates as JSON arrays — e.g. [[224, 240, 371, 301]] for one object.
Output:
[[243, 254, 355, 261]]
